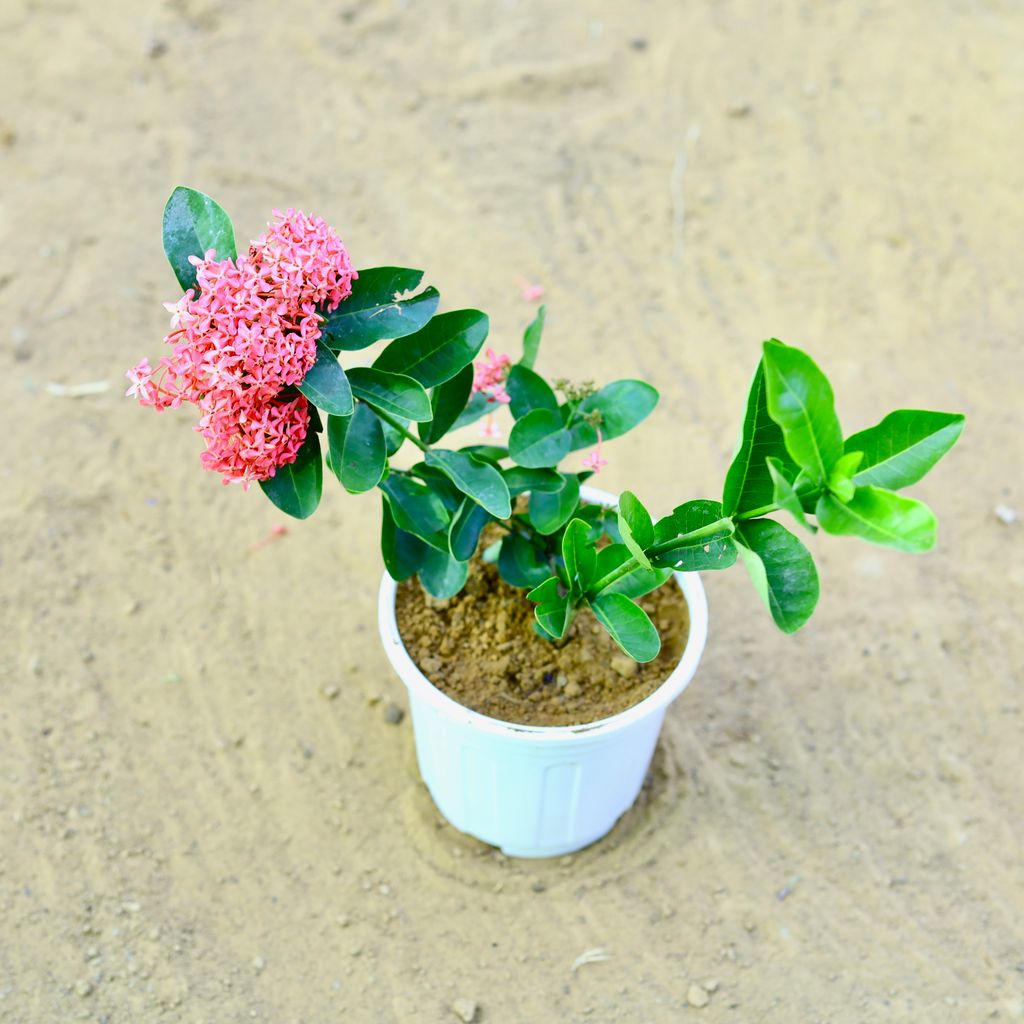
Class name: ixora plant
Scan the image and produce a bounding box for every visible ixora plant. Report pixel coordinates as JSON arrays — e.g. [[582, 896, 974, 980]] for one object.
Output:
[[129, 187, 963, 856], [131, 187, 963, 658]]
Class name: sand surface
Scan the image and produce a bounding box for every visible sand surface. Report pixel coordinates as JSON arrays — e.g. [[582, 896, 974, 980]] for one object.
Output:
[[2, 1, 1023, 1021]]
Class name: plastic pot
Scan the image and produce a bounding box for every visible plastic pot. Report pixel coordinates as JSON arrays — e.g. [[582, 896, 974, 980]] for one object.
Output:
[[377, 486, 709, 858]]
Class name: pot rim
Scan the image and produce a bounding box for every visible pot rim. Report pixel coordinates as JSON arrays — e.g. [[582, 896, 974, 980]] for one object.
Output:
[[377, 485, 709, 741]]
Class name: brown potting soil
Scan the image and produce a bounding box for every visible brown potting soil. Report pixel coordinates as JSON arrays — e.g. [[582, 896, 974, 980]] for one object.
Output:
[[395, 554, 690, 727]]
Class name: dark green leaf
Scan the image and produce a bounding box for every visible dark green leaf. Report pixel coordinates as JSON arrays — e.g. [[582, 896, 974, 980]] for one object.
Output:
[[651, 499, 737, 571], [320, 267, 439, 350], [424, 450, 511, 519], [617, 491, 654, 571], [844, 410, 965, 491], [569, 381, 659, 450], [418, 547, 470, 599], [297, 340, 354, 416], [528, 473, 580, 535], [259, 428, 322, 520], [346, 367, 432, 421], [520, 304, 545, 369], [761, 340, 844, 483], [379, 415, 408, 456], [497, 533, 551, 588], [327, 404, 386, 494], [816, 487, 937, 553], [373, 309, 489, 388], [589, 593, 661, 662], [527, 576, 572, 640], [766, 457, 817, 533], [381, 496, 428, 581], [508, 408, 572, 468], [561, 518, 597, 593], [419, 363, 474, 443], [507, 364, 558, 420], [162, 186, 237, 293], [449, 499, 492, 561], [735, 519, 819, 633], [409, 463, 463, 513], [722, 362, 793, 516], [460, 445, 508, 463], [379, 474, 450, 541], [451, 392, 493, 431], [503, 467, 563, 496]]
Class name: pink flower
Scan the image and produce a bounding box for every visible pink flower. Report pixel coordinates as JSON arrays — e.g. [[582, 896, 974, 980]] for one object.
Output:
[[516, 276, 545, 302], [128, 209, 355, 485], [125, 358, 155, 403], [582, 428, 608, 474], [472, 347, 512, 404], [197, 391, 310, 489]]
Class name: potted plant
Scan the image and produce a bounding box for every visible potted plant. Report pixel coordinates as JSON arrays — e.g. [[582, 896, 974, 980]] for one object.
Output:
[[129, 187, 964, 857]]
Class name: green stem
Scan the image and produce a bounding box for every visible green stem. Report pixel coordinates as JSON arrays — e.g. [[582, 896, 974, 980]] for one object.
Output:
[[372, 405, 430, 453], [589, 516, 734, 594]]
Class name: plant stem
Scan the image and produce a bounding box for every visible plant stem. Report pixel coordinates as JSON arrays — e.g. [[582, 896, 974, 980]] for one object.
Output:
[[372, 405, 430, 453], [588, 516, 734, 594]]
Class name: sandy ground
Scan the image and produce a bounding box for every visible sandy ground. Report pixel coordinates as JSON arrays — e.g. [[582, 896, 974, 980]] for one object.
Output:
[[2, 1, 1023, 1021]]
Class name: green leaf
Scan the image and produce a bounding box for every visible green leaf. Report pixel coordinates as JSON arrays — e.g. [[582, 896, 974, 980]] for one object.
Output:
[[346, 367, 432, 421], [506, 364, 559, 420], [844, 410, 965, 491], [373, 309, 488, 388], [722, 362, 793, 516], [419, 363, 474, 443], [379, 474, 450, 541], [766, 457, 817, 533], [424, 450, 512, 519], [418, 547, 470, 599], [296, 340, 354, 416], [527, 576, 572, 640], [508, 408, 572, 468], [735, 519, 820, 633], [451, 392, 493, 431], [528, 473, 580, 535], [569, 381, 660, 449], [326, 404, 386, 494], [449, 499, 492, 561], [816, 487, 937, 553], [320, 267, 440, 350], [650, 499, 738, 571], [379, 415, 408, 456], [503, 467, 564, 496], [460, 445, 508, 463], [259, 428, 322, 520], [593, 543, 672, 599], [381, 496, 428, 581], [497, 533, 551, 588], [589, 593, 661, 662], [520, 304, 545, 369], [617, 491, 654, 571], [762, 340, 844, 483], [827, 450, 863, 503], [561, 518, 597, 593], [162, 186, 237, 293]]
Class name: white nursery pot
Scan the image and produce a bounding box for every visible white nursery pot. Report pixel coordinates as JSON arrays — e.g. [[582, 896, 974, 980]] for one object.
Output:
[[377, 486, 709, 858]]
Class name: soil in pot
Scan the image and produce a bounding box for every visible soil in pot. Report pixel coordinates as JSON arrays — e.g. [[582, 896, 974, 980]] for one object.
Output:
[[395, 556, 690, 727]]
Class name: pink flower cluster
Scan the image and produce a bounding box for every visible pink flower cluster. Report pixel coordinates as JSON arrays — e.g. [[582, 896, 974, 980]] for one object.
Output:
[[127, 210, 356, 487], [472, 348, 512, 405]]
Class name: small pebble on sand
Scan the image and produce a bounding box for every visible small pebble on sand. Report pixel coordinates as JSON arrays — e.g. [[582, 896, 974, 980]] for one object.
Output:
[[321, 684, 340, 700], [382, 702, 404, 725], [611, 656, 635, 678], [564, 681, 582, 698], [994, 504, 1018, 525], [687, 983, 709, 1007], [451, 997, 478, 1022]]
